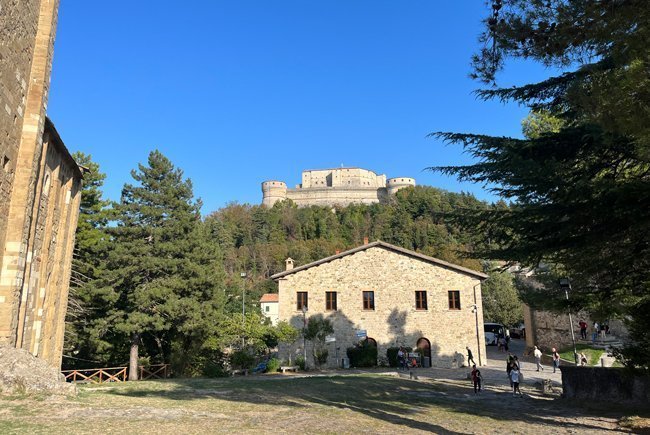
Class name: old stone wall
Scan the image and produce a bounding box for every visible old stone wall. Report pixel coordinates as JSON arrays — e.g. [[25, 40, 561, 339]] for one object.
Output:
[[561, 366, 650, 402], [276, 246, 486, 368], [0, 0, 78, 369], [0, 0, 42, 273], [524, 305, 629, 353]]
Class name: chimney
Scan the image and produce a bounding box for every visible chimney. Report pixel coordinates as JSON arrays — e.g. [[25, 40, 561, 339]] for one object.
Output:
[[285, 258, 294, 271], [363, 237, 369, 245]]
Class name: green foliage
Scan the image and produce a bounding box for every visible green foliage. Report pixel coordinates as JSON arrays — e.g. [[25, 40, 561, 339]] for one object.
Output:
[[481, 265, 523, 327], [521, 110, 565, 140], [230, 350, 255, 370], [434, 0, 650, 368], [295, 355, 306, 370], [303, 315, 334, 369], [386, 347, 412, 368], [347, 343, 378, 368], [266, 358, 281, 373]]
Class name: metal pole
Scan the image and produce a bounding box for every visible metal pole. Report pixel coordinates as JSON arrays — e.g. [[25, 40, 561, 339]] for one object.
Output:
[[240, 272, 246, 348], [565, 288, 578, 365], [561, 278, 578, 365], [302, 308, 307, 369], [473, 284, 482, 366]]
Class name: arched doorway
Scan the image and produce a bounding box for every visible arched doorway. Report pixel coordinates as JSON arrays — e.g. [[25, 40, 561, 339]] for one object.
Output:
[[365, 337, 377, 347], [416, 337, 431, 367]]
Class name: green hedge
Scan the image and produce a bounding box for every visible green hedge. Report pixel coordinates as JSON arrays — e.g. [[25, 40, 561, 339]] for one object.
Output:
[[347, 343, 378, 367]]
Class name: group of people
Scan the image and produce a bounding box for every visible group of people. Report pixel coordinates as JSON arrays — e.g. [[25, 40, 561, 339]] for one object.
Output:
[[578, 319, 610, 343], [396, 346, 418, 370], [506, 353, 523, 396]]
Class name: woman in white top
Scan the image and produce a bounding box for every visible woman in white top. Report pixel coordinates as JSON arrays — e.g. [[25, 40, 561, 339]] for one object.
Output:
[[510, 368, 523, 396]]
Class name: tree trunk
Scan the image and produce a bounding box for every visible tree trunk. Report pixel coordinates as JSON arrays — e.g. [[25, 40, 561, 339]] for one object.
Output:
[[129, 332, 139, 381]]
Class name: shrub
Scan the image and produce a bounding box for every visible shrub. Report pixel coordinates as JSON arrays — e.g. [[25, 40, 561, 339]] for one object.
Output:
[[266, 358, 281, 373], [295, 355, 306, 370], [386, 347, 412, 368], [347, 343, 378, 367], [230, 350, 255, 370], [203, 361, 229, 378], [315, 349, 329, 366]]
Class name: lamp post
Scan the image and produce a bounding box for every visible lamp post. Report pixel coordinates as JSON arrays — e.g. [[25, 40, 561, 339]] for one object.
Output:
[[302, 305, 308, 370], [472, 283, 483, 366], [559, 278, 578, 365], [240, 272, 247, 348]]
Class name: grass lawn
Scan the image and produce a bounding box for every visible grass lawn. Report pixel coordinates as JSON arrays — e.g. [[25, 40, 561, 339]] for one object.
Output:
[[559, 344, 604, 365], [0, 374, 646, 434]]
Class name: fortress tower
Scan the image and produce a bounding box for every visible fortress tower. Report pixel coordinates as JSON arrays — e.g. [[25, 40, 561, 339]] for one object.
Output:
[[261, 168, 416, 207], [386, 177, 416, 196], [261, 181, 287, 207]]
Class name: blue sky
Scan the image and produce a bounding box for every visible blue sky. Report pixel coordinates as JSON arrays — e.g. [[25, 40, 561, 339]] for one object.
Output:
[[48, 1, 556, 213]]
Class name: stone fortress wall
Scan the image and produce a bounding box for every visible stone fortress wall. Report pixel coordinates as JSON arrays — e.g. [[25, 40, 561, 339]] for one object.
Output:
[[0, 0, 83, 368], [262, 167, 415, 207]]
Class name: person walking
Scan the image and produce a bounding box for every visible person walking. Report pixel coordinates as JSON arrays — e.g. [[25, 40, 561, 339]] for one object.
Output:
[[510, 366, 523, 396], [471, 365, 482, 394], [466, 346, 476, 366], [551, 348, 560, 373], [592, 322, 600, 343], [397, 347, 406, 370], [533, 346, 544, 371], [579, 320, 588, 340]]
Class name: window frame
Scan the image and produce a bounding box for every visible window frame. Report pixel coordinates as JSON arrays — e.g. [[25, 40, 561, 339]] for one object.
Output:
[[325, 291, 337, 311], [448, 290, 461, 310], [362, 291, 375, 311], [415, 290, 428, 310], [297, 292, 308, 311]]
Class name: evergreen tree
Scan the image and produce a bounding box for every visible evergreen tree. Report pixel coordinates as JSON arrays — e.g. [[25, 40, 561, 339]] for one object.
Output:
[[64, 153, 110, 368], [434, 0, 649, 367], [91, 151, 225, 378]]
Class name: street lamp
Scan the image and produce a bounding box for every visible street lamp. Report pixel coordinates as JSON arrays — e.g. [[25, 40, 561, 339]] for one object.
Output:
[[302, 305, 308, 370], [472, 283, 483, 366], [240, 272, 247, 348], [559, 278, 578, 365]]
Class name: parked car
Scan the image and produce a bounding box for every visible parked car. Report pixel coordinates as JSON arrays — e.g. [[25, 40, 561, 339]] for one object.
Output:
[[484, 323, 509, 345]]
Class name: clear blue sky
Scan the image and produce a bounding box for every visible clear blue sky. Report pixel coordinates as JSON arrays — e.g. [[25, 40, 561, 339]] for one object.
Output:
[[48, 1, 554, 213]]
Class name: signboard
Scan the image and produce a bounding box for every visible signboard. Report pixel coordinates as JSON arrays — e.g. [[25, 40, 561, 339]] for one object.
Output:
[[325, 335, 336, 343], [356, 330, 367, 338]]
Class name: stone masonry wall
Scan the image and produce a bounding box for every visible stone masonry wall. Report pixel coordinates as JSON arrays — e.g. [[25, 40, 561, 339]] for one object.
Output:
[[0, 0, 78, 370], [0, 0, 42, 273], [277, 246, 486, 368]]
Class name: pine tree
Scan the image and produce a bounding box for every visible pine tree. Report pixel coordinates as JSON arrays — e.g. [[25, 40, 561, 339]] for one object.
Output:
[[433, 0, 650, 367], [92, 150, 225, 379]]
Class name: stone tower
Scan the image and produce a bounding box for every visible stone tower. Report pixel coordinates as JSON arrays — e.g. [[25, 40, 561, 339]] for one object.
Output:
[[0, 0, 83, 368]]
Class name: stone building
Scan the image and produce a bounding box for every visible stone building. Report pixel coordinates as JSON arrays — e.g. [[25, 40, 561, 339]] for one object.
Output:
[[262, 167, 415, 207], [0, 0, 83, 368], [271, 241, 488, 368], [260, 293, 279, 326]]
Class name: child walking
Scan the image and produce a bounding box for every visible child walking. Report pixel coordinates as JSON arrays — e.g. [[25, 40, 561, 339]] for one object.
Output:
[[510, 366, 523, 396], [471, 365, 483, 394]]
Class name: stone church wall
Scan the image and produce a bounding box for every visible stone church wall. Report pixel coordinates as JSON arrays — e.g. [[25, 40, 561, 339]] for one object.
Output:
[[0, 0, 82, 369]]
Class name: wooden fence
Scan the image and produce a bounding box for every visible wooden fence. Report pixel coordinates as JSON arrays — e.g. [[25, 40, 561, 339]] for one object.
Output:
[[62, 364, 170, 383]]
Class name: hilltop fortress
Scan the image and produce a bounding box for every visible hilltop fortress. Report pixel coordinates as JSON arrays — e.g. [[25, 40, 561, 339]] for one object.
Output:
[[262, 167, 415, 207]]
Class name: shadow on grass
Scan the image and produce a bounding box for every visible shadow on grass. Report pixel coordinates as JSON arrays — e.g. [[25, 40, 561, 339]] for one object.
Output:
[[99, 373, 647, 433]]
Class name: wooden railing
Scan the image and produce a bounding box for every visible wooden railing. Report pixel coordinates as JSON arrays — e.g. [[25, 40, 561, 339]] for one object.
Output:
[[139, 364, 170, 380], [61, 366, 127, 383], [62, 364, 170, 383]]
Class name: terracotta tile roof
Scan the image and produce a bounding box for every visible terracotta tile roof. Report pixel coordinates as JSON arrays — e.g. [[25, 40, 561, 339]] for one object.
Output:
[[259, 293, 279, 303], [270, 240, 489, 281]]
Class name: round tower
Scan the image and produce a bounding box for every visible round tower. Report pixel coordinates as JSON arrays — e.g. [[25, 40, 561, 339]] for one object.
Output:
[[261, 180, 287, 207], [386, 177, 416, 196]]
